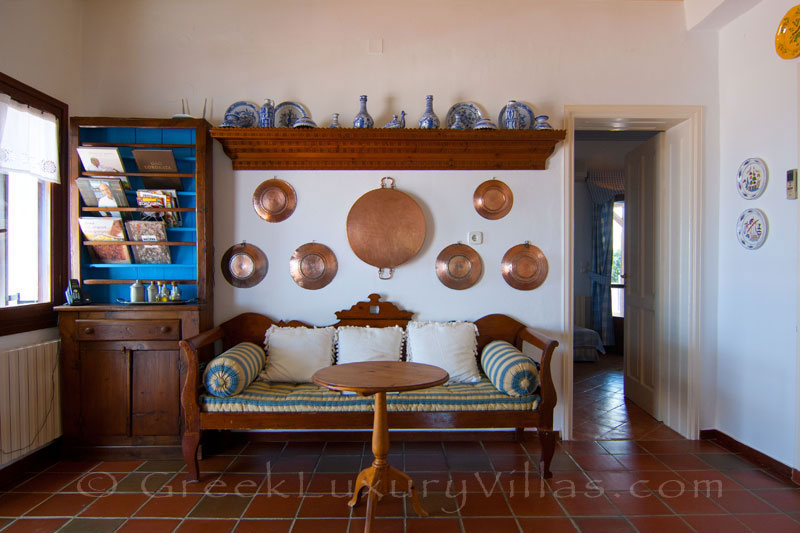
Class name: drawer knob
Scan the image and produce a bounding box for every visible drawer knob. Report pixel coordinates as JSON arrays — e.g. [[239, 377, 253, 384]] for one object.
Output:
[[160, 326, 171, 333], [83, 327, 95, 334]]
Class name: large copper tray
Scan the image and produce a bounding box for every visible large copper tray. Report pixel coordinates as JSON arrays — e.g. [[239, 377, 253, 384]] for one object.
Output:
[[253, 178, 296, 222], [473, 179, 513, 220], [346, 177, 426, 279], [501, 242, 548, 290], [221, 242, 268, 288], [435, 243, 482, 290], [289, 242, 337, 290]]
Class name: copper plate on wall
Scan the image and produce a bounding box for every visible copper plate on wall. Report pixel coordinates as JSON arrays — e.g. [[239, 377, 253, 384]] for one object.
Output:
[[290, 242, 338, 290], [473, 179, 513, 220], [501, 242, 548, 290], [221, 242, 268, 288], [253, 178, 297, 222], [435, 243, 482, 290], [346, 177, 426, 279]]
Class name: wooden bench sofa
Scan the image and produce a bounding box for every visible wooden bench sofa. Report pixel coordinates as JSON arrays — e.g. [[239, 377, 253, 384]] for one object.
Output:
[[179, 294, 559, 480]]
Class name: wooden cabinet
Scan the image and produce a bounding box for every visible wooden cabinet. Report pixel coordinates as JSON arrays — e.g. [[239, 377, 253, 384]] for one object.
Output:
[[57, 118, 213, 449], [58, 306, 201, 446]]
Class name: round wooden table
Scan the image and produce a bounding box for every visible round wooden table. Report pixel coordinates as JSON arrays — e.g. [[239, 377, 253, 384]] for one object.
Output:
[[312, 361, 448, 532]]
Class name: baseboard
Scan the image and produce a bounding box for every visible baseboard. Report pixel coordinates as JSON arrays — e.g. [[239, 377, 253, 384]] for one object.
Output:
[[0, 438, 62, 491], [700, 429, 795, 484]]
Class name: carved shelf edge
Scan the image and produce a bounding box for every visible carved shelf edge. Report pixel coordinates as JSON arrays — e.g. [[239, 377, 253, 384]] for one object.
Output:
[[210, 128, 566, 170]]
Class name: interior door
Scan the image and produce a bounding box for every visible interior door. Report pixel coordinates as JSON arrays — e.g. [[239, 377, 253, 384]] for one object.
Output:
[[623, 135, 660, 416]]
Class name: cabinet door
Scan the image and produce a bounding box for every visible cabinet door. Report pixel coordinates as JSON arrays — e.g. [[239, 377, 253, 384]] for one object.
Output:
[[132, 350, 180, 437], [79, 348, 131, 439]]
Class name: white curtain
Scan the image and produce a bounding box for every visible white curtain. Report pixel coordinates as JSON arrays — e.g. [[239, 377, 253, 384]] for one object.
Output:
[[0, 93, 59, 183]]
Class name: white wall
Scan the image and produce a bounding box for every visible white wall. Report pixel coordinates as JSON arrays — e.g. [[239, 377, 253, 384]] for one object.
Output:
[[70, 0, 719, 434], [718, 0, 798, 466]]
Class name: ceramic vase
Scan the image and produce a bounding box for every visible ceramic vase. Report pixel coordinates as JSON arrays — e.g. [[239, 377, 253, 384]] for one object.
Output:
[[503, 100, 520, 130], [418, 95, 440, 129], [533, 115, 553, 130], [450, 113, 467, 130], [353, 95, 374, 128], [329, 113, 342, 128], [258, 99, 275, 128]]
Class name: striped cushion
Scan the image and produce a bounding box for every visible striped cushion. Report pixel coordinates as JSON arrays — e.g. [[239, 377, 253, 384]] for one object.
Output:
[[203, 342, 265, 397], [480, 340, 539, 397], [200, 376, 539, 413]]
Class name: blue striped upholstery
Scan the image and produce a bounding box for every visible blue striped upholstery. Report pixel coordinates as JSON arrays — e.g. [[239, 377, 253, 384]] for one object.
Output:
[[203, 342, 266, 397], [200, 376, 539, 413], [480, 340, 539, 397]]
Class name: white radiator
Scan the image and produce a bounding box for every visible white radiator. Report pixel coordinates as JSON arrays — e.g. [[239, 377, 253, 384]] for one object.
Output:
[[0, 340, 61, 467]]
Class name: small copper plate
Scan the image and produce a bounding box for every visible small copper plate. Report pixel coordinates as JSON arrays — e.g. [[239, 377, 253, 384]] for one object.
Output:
[[501, 242, 548, 290], [221, 243, 267, 288], [253, 178, 297, 222], [473, 179, 513, 220], [435, 243, 482, 290], [290, 242, 338, 290]]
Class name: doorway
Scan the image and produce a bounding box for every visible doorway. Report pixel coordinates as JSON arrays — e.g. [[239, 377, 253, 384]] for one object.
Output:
[[561, 105, 703, 441], [572, 130, 657, 440]]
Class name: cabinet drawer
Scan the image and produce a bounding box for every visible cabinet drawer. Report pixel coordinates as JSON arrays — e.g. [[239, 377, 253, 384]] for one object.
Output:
[[75, 320, 181, 341]]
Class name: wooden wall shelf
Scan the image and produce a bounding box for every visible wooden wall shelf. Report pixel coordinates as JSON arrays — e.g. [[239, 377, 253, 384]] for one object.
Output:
[[210, 128, 566, 171]]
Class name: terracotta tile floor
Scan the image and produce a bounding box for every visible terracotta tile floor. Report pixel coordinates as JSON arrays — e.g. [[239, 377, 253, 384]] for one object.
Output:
[[0, 355, 798, 532]]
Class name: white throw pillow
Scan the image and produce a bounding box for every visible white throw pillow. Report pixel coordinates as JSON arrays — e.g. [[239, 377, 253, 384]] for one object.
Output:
[[336, 326, 404, 364], [260, 326, 335, 383], [406, 321, 481, 383]]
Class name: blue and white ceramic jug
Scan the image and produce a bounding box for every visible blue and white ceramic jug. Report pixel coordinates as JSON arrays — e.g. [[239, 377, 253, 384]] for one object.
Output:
[[418, 95, 440, 129], [503, 100, 520, 130], [353, 95, 374, 128], [258, 99, 275, 128]]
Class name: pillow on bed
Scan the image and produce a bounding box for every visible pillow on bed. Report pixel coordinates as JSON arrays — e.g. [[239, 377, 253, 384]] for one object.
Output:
[[336, 326, 404, 364], [203, 342, 265, 397], [260, 326, 335, 383], [481, 340, 539, 397], [406, 321, 481, 383]]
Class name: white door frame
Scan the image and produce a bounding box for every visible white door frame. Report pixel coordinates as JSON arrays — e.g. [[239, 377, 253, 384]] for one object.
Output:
[[562, 105, 703, 440]]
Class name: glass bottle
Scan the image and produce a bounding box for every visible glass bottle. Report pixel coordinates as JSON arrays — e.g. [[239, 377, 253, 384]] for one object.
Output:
[[352, 95, 374, 128], [169, 282, 181, 301], [157, 282, 169, 302], [418, 95, 440, 129]]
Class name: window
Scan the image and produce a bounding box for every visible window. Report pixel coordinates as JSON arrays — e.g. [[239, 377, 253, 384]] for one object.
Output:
[[0, 73, 67, 336], [611, 199, 625, 317]]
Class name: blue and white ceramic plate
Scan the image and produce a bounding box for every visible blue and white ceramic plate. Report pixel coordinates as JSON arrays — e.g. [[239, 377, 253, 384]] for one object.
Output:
[[221, 101, 259, 127], [737, 157, 768, 200], [498, 101, 534, 130], [274, 102, 309, 128], [736, 208, 768, 250], [445, 102, 482, 129]]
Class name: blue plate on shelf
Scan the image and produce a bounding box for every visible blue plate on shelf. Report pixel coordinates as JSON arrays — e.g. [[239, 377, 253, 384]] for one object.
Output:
[[498, 101, 535, 130], [274, 102, 309, 128], [220, 101, 259, 128], [445, 102, 483, 129]]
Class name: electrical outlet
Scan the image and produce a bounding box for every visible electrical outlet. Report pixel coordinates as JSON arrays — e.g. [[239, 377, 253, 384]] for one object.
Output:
[[468, 231, 483, 245]]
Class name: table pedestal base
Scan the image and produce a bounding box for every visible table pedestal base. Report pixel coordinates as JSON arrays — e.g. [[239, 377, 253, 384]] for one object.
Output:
[[347, 392, 428, 532]]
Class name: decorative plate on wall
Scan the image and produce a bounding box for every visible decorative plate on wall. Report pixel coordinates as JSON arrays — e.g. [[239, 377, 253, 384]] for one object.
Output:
[[736, 158, 768, 200], [253, 178, 297, 222], [736, 208, 768, 250], [435, 243, 482, 290], [289, 242, 338, 290], [474, 179, 513, 220], [221, 242, 268, 288], [776, 4, 800, 59], [501, 242, 548, 290]]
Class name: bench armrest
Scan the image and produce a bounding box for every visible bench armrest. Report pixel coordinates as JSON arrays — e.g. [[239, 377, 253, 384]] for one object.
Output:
[[518, 327, 559, 427], [179, 326, 226, 432]]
